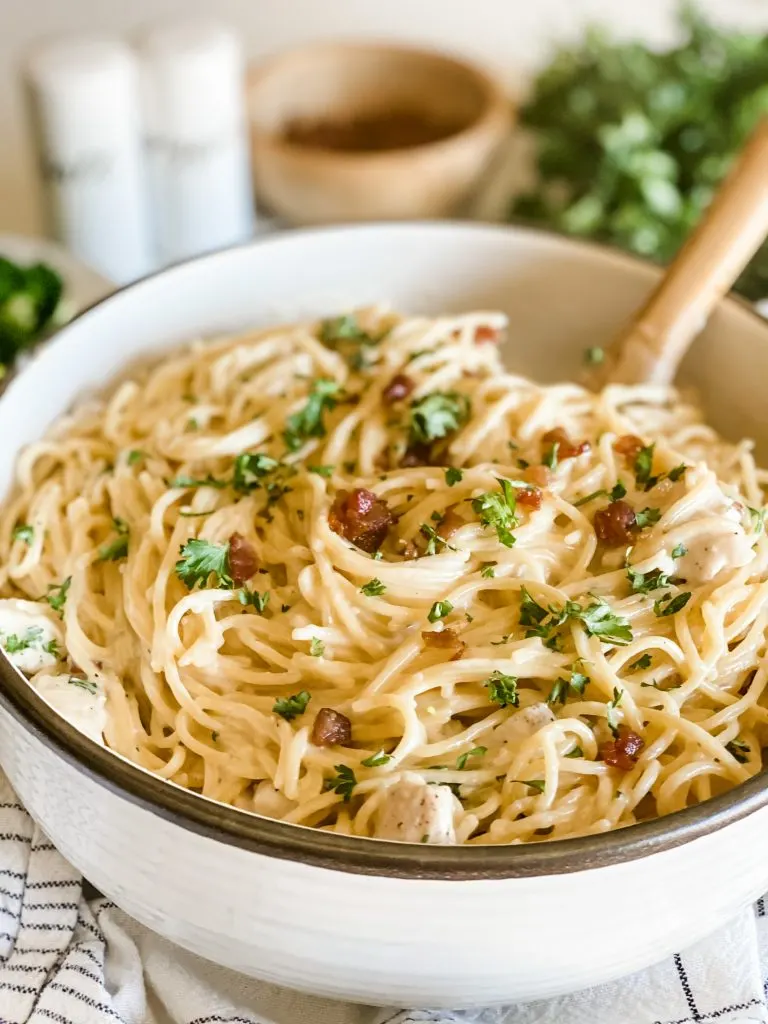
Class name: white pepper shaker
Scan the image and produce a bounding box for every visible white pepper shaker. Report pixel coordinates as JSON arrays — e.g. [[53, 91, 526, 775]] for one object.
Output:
[[139, 20, 255, 267], [24, 37, 154, 284]]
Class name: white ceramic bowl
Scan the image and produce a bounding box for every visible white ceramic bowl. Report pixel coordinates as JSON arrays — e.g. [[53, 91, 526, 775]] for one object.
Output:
[[2, 224, 768, 1009]]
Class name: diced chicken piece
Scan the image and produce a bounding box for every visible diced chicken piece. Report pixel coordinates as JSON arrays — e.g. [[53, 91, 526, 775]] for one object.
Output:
[[375, 776, 456, 844], [675, 529, 754, 586], [0, 599, 64, 676], [31, 672, 105, 744], [495, 702, 555, 748], [251, 781, 298, 819]]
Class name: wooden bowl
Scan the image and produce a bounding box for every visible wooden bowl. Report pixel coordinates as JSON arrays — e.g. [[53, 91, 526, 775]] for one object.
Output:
[[247, 42, 512, 225]]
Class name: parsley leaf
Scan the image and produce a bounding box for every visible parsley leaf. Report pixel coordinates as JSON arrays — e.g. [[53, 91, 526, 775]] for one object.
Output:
[[319, 314, 377, 348], [325, 763, 357, 801], [238, 586, 270, 613], [43, 638, 61, 658], [360, 578, 386, 597], [654, 591, 691, 617], [725, 737, 750, 764], [748, 506, 766, 534], [309, 637, 325, 657], [98, 517, 129, 562], [634, 444, 657, 491], [308, 464, 335, 478], [361, 750, 392, 768], [671, 543, 687, 559], [484, 670, 519, 707], [127, 449, 145, 466], [168, 473, 227, 490], [444, 467, 463, 487], [572, 598, 633, 645], [626, 565, 674, 594], [480, 563, 496, 578], [565, 745, 583, 759], [574, 481, 626, 507], [584, 346, 604, 366], [3, 626, 43, 653], [547, 668, 589, 705], [519, 585, 549, 629], [45, 577, 71, 616], [420, 523, 455, 556], [542, 441, 559, 471], [12, 524, 33, 544], [232, 452, 281, 492], [606, 686, 623, 737], [273, 690, 311, 721], [629, 653, 652, 671], [456, 746, 487, 770], [427, 600, 453, 623], [634, 507, 661, 529], [409, 392, 470, 445], [667, 464, 688, 482], [175, 539, 232, 589], [520, 779, 546, 793], [68, 676, 97, 695], [284, 378, 341, 452], [471, 477, 519, 547]]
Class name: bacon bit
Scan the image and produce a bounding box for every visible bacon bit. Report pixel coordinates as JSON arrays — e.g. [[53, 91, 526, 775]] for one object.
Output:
[[593, 500, 637, 546], [516, 487, 542, 510], [437, 506, 465, 540], [524, 464, 552, 488], [328, 488, 396, 553], [614, 434, 645, 461], [311, 708, 352, 747], [228, 532, 258, 584], [474, 325, 500, 344], [421, 628, 466, 661], [541, 427, 590, 460], [599, 725, 645, 770], [382, 373, 415, 404]]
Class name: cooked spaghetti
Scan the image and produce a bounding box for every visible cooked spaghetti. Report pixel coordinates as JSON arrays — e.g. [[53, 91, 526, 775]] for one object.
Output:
[[0, 308, 766, 846]]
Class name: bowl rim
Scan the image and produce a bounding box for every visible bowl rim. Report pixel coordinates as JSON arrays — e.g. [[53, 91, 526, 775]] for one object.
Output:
[[247, 38, 512, 165], [3, 220, 768, 881]]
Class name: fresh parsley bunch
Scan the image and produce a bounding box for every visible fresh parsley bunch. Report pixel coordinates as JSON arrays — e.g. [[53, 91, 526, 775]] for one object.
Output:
[[511, 5, 768, 300], [0, 257, 65, 370]]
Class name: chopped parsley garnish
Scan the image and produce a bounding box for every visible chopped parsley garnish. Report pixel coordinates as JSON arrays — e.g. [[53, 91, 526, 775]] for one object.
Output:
[[283, 378, 341, 452], [307, 464, 335, 478], [360, 578, 386, 597], [325, 763, 357, 801], [565, 745, 584, 759], [484, 670, 519, 707], [584, 346, 605, 366], [547, 668, 589, 705], [542, 441, 559, 471], [409, 392, 470, 445], [471, 477, 519, 547], [127, 449, 145, 466], [168, 473, 227, 490], [520, 779, 546, 793], [519, 588, 632, 646], [748, 506, 766, 534], [12, 524, 33, 544], [630, 653, 653, 671], [626, 564, 675, 595], [238, 586, 269, 613], [519, 586, 549, 630], [273, 690, 311, 721], [98, 517, 129, 562], [3, 626, 43, 653], [456, 746, 487, 770], [420, 523, 455, 555], [361, 750, 392, 768], [634, 507, 661, 529], [725, 737, 750, 764], [606, 686, 624, 736], [175, 538, 232, 589], [444, 467, 463, 487], [43, 638, 61, 658], [68, 676, 97, 695], [671, 543, 688, 559], [654, 591, 692, 617], [574, 480, 627, 508], [45, 577, 71, 616], [232, 452, 281, 492], [309, 637, 325, 657], [634, 444, 657, 491], [427, 599, 453, 623], [667, 464, 688, 482], [480, 563, 496, 578], [319, 313, 378, 349]]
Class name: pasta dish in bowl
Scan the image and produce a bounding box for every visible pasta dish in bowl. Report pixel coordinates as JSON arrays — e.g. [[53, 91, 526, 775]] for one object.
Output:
[[0, 223, 767, 1006], [0, 303, 765, 847]]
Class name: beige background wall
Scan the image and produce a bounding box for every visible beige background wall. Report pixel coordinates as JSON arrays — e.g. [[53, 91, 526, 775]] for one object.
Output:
[[3, 0, 768, 234]]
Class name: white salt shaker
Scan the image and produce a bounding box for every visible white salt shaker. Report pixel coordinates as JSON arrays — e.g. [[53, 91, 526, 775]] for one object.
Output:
[[24, 37, 154, 284], [139, 20, 255, 267]]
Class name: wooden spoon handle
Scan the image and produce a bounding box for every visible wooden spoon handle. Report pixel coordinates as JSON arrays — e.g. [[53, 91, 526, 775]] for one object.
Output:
[[593, 118, 768, 388]]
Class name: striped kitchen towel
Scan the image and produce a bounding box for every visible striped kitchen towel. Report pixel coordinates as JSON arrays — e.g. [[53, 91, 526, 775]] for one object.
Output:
[[0, 771, 765, 1024]]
